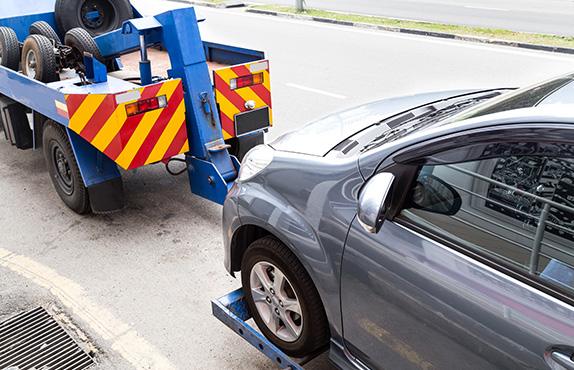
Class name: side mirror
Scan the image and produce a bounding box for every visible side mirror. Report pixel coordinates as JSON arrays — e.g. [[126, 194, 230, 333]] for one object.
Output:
[[411, 174, 461, 215], [358, 172, 395, 233]]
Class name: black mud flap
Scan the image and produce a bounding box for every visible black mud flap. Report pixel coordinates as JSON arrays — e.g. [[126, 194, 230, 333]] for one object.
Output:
[[88, 177, 125, 214], [0, 96, 33, 150], [226, 130, 265, 162]]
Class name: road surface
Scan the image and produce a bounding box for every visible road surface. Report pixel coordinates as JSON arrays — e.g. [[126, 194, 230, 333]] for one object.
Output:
[[1, 4, 574, 369], [253, 0, 574, 36]]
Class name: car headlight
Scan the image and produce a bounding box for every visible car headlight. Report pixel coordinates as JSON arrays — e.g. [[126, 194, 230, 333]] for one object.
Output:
[[237, 144, 274, 182]]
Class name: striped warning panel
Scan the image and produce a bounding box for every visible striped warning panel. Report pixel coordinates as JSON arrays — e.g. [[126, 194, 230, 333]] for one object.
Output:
[[214, 60, 272, 139], [64, 79, 188, 170]]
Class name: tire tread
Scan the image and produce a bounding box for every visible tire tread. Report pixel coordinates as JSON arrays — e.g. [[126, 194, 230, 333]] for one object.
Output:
[[64, 28, 104, 62], [0, 27, 20, 71], [30, 21, 62, 45], [22, 35, 59, 83]]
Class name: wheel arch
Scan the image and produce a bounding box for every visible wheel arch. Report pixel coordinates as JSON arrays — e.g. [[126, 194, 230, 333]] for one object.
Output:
[[230, 220, 336, 339]]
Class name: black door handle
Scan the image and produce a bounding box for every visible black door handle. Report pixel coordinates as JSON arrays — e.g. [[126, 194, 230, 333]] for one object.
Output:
[[551, 351, 574, 370]]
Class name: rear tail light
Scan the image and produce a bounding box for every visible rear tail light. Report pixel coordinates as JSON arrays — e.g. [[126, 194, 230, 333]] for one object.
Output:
[[126, 95, 168, 116], [230, 73, 264, 90]]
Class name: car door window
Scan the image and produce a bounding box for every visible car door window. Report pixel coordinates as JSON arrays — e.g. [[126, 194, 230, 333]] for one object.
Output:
[[399, 142, 574, 297]]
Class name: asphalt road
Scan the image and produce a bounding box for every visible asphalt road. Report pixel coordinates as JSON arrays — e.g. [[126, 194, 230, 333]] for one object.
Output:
[[2, 4, 574, 370], [253, 0, 574, 36]]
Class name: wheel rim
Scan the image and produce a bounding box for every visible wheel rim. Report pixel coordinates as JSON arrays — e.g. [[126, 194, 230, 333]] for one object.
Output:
[[25, 49, 37, 79], [250, 261, 303, 342], [51, 143, 74, 195], [80, 0, 116, 32]]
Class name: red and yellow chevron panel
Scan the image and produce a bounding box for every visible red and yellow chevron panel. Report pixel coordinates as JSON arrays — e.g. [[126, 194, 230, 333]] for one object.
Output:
[[213, 60, 272, 139], [65, 79, 189, 170]]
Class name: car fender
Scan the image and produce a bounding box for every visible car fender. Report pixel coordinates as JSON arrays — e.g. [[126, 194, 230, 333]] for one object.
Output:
[[237, 181, 347, 340]]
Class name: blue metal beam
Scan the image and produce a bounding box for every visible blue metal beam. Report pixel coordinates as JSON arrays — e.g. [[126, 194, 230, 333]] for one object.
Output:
[[0, 66, 68, 126], [153, 8, 238, 203], [212, 289, 304, 370]]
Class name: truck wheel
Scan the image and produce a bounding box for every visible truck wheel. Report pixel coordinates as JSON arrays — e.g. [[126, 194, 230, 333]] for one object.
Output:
[[43, 121, 91, 214], [21, 35, 59, 83], [30, 21, 62, 46], [55, 0, 133, 36], [64, 28, 104, 71], [241, 236, 329, 357], [0, 27, 20, 71]]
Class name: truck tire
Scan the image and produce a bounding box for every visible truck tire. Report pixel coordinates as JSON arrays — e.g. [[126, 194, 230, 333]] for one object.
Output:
[[21, 35, 59, 83], [64, 27, 104, 70], [241, 236, 329, 357], [0, 27, 20, 71], [43, 121, 91, 214], [55, 0, 133, 36], [30, 21, 62, 46]]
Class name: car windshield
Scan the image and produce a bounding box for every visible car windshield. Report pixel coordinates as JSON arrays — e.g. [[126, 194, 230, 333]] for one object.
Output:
[[448, 73, 574, 122]]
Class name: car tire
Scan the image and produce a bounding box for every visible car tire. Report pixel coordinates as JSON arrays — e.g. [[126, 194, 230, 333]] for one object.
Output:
[[0, 27, 21, 71], [21, 35, 59, 83], [29, 21, 62, 46], [55, 0, 133, 36], [64, 27, 104, 71], [43, 121, 91, 214], [241, 236, 329, 357]]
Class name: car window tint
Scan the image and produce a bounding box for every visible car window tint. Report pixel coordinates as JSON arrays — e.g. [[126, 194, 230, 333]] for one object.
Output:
[[400, 142, 574, 297]]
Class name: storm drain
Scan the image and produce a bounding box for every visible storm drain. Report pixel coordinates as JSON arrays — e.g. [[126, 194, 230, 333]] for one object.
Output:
[[0, 307, 94, 370]]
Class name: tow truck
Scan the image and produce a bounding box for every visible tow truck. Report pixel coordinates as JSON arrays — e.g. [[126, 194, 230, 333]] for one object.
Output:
[[0, 1, 310, 368], [0, 0, 271, 213]]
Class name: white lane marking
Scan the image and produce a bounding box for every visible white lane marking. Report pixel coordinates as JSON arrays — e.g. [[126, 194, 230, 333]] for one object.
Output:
[[285, 83, 347, 99], [0, 248, 177, 370], [197, 8, 574, 62], [464, 5, 509, 11]]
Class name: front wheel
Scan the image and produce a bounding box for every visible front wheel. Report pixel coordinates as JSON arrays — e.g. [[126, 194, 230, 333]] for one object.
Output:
[[43, 122, 90, 214], [241, 236, 329, 357]]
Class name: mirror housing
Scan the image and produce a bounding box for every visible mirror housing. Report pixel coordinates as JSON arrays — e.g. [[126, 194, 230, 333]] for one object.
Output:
[[358, 172, 395, 233]]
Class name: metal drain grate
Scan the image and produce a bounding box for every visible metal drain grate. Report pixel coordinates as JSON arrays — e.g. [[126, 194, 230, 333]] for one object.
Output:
[[0, 307, 94, 370]]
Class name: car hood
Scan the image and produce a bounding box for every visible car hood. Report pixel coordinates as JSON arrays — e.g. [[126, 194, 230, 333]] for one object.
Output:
[[270, 89, 483, 156]]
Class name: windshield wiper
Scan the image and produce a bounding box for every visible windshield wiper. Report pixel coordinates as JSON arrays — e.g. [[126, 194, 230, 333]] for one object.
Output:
[[361, 93, 501, 153]]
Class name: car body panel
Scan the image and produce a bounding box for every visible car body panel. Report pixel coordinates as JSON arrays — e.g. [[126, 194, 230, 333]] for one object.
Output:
[[342, 219, 574, 370]]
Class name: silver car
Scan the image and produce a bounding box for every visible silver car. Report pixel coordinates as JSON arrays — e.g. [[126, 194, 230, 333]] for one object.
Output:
[[223, 74, 574, 370]]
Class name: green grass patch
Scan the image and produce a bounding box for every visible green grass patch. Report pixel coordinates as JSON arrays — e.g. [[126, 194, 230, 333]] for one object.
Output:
[[251, 5, 574, 49]]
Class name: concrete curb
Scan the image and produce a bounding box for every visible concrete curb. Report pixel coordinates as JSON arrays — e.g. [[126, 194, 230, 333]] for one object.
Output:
[[172, 0, 246, 9], [246, 8, 574, 55]]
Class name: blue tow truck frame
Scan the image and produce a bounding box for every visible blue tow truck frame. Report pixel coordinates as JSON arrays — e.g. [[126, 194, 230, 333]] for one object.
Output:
[[213, 289, 325, 370], [0, 0, 268, 211]]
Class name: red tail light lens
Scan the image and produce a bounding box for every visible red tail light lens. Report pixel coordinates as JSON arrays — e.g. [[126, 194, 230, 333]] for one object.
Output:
[[230, 73, 264, 90], [126, 95, 168, 116]]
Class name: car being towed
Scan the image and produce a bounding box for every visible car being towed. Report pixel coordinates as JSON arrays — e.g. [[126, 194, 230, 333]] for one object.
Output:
[[223, 73, 574, 370]]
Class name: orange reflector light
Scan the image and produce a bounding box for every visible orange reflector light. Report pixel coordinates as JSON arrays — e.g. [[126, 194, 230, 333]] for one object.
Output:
[[126, 95, 168, 116], [230, 73, 264, 90]]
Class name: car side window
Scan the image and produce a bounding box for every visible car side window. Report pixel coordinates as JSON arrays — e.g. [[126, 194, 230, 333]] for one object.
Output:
[[400, 142, 574, 297]]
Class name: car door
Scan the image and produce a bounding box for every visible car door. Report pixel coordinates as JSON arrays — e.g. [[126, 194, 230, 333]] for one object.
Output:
[[340, 125, 574, 370]]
